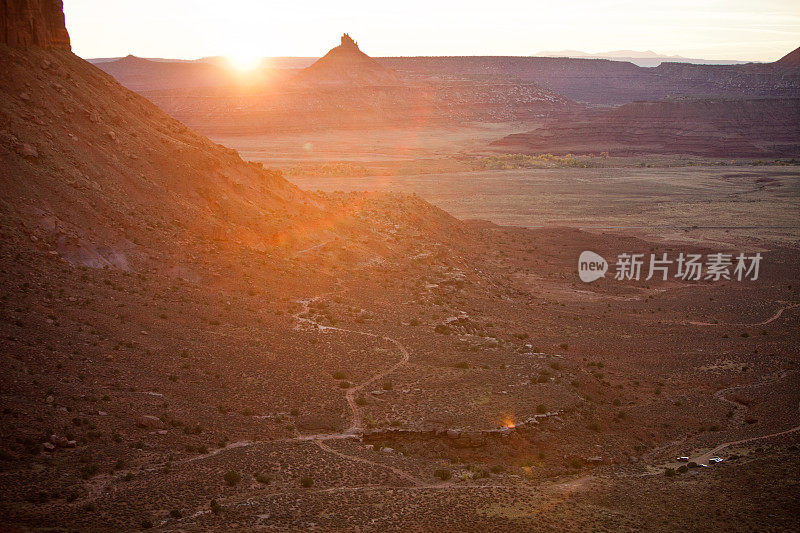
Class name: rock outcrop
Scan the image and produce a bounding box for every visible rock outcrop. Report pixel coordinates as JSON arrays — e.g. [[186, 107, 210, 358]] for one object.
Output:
[[1, 0, 71, 49], [295, 33, 401, 86]]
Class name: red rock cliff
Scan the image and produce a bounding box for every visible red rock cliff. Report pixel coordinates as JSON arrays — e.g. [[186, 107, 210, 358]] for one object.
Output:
[[1, 0, 70, 49]]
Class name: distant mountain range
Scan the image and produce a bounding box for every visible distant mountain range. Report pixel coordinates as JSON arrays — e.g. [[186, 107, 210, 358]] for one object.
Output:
[[87, 51, 752, 69], [535, 50, 752, 67]]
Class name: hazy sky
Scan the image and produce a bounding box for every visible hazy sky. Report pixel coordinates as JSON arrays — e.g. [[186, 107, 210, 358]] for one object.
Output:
[[65, 0, 799, 62]]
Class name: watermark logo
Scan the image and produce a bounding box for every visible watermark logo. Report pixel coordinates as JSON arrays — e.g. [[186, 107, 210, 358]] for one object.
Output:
[[578, 251, 761, 283], [578, 251, 608, 283]]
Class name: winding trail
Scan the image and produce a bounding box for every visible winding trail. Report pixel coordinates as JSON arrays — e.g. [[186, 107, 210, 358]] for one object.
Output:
[[293, 296, 411, 435], [691, 419, 800, 465], [639, 370, 800, 472], [685, 302, 799, 327], [313, 440, 424, 486]]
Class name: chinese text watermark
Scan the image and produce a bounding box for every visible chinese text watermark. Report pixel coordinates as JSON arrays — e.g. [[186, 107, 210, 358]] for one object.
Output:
[[578, 251, 761, 283]]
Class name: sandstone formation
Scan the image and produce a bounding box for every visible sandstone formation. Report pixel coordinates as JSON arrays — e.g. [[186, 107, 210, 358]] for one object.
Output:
[[295, 33, 401, 86], [1, 0, 70, 49]]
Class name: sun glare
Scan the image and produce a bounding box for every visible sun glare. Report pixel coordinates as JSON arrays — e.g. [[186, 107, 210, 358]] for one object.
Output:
[[228, 51, 262, 71]]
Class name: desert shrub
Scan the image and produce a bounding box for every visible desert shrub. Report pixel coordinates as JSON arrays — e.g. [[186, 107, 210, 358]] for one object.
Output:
[[224, 470, 241, 486], [300, 476, 314, 488], [169, 509, 182, 519], [434, 324, 451, 335], [677, 465, 688, 473], [183, 424, 203, 435], [382, 381, 393, 391], [332, 371, 347, 380], [489, 464, 505, 474], [338, 381, 351, 389], [254, 472, 271, 485], [286, 162, 371, 178], [688, 461, 698, 468], [290, 408, 300, 417], [141, 518, 153, 529], [434, 468, 452, 481], [478, 153, 593, 170], [210, 499, 222, 514], [454, 361, 469, 369], [21, 437, 40, 455], [355, 395, 367, 406], [80, 463, 99, 479], [664, 467, 675, 477], [536, 404, 547, 414]]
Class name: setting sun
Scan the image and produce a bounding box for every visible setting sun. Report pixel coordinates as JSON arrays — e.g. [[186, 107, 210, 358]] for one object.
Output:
[[227, 51, 262, 71]]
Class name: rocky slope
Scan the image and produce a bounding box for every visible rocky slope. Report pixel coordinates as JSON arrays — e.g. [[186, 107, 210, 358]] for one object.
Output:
[[775, 45, 800, 68], [0, 44, 327, 269], [491, 97, 800, 157]]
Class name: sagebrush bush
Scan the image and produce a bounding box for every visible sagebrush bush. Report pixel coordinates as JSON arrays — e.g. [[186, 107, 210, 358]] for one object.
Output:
[[434, 468, 451, 481], [224, 470, 241, 486]]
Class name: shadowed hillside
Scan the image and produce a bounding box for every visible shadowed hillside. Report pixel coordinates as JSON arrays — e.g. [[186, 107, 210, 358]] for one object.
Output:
[[491, 97, 800, 157]]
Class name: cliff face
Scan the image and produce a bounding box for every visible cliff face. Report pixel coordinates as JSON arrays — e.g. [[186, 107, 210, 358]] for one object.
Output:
[[1, 0, 70, 49]]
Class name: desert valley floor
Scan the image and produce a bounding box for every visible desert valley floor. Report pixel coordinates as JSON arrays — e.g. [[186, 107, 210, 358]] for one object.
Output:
[[2, 6, 800, 530]]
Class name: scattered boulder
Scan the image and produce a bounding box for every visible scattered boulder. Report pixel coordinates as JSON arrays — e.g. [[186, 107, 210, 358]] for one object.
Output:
[[17, 143, 38, 159], [136, 415, 165, 429]]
